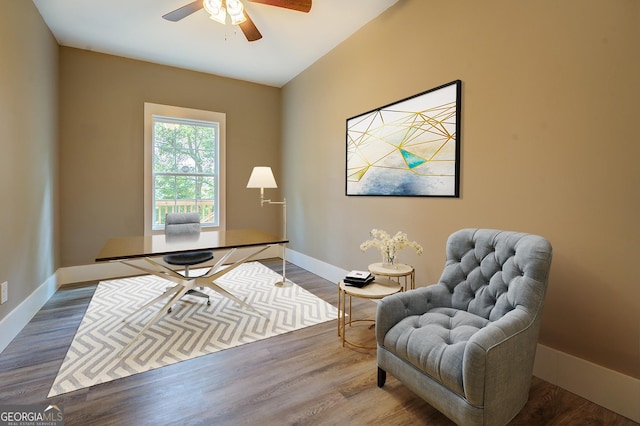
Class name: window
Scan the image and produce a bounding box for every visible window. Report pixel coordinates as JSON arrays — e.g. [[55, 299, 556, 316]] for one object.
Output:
[[144, 103, 226, 234]]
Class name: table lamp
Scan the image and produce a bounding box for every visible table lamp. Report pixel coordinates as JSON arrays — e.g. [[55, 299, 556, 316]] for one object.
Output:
[[247, 166, 288, 286]]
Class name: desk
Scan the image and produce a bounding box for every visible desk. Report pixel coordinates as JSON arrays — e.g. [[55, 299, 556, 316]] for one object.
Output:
[[96, 229, 287, 261], [96, 229, 288, 355]]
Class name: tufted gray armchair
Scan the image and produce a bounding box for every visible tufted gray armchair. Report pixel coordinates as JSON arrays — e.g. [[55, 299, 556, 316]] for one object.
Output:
[[376, 228, 552, 425]]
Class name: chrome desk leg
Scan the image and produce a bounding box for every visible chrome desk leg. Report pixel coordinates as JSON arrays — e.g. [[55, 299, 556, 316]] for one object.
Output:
[[116, 244, 274, 356]]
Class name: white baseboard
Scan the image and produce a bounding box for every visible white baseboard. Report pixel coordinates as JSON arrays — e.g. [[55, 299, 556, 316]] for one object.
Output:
[[533, 344, 640, 422], [2, 247, 638, 423], [0, 273, 59, 354], [285, 247, 347, 285]]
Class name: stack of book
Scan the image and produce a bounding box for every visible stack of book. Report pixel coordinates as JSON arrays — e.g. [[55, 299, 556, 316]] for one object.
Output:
[[343, 270, 375, 287]]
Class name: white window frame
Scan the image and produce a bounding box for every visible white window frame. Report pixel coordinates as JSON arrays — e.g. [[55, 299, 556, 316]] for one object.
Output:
[[144, 102, 226, 235]]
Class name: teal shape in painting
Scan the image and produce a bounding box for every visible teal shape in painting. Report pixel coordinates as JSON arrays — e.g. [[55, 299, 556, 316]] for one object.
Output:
[[400, 149, 426, 169]]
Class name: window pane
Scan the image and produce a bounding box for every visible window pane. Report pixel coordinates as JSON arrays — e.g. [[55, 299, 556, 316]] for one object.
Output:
[[154, 144, 175, 173], [173, 175, 196, 200], [153, 119, 217, 175], [198, 176, 216, 200], [153, 175, 217, 226], [151, 113, 220, 230], [155, 175, 176, 201], [199, 150, 216, 173], [153, 175, 174, 226], [199, 200, 216, 225]]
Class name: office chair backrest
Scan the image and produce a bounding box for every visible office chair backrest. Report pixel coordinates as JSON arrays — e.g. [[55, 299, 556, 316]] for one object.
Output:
[[165, 212, 201, 237]]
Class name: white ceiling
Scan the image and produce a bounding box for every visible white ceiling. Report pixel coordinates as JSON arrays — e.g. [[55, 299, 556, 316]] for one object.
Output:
[[32, 0, 399, 87]]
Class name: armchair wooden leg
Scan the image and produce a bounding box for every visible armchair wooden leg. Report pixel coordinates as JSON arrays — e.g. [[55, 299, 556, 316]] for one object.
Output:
[[377, 367, 386, 387]]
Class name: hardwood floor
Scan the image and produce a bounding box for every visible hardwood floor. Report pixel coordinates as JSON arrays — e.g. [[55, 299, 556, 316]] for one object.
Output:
[[0, 259, 636, 425]]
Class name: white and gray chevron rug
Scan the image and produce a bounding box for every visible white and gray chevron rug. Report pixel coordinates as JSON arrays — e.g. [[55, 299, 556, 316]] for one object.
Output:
[[48, 262, 337, 397]]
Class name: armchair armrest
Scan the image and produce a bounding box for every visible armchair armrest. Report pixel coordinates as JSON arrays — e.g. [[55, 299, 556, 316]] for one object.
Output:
[[375, 284, 451, 345], [462, 307, 538, 407]]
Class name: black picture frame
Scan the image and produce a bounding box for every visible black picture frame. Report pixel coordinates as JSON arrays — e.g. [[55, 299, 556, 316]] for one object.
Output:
[[346, 80, 461, 197]]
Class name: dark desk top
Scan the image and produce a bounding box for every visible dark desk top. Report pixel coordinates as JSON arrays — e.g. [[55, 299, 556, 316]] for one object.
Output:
[[95, 229, 288, 262]]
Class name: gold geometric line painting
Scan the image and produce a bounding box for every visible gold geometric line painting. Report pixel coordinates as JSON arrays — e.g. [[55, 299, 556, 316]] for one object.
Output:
[[346, 80, 461, 197]]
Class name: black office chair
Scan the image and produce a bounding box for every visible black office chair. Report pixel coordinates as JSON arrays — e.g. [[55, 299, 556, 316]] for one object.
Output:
[[163, 212, 214, 310]]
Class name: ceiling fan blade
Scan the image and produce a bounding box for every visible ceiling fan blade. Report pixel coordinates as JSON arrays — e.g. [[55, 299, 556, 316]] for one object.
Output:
[[239, 12, 263, 42], [247, 0, 312, 13], [163, 0, 204, 22]]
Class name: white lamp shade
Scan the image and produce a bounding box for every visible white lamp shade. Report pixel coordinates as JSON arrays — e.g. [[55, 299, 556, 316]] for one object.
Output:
[[247, 166, 278, 188]]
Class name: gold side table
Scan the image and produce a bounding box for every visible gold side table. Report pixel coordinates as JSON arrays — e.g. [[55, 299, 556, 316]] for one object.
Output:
[[368, 262, 415, 291], [337, 277, 401, 349]]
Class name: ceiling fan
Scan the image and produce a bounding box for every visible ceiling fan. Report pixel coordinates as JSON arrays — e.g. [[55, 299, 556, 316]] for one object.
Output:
[[162, 0, 312, 42]]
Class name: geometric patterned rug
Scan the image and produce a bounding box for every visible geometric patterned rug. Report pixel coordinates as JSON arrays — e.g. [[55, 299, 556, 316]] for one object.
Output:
[[48, 262, 337, 397]]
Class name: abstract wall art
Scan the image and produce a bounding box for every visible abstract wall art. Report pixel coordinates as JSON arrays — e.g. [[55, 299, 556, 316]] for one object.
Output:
[[346, 80, 461, 197]]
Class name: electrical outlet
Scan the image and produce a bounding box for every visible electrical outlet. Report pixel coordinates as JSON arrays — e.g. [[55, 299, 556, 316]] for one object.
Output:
[[0, 281, 7, 304]]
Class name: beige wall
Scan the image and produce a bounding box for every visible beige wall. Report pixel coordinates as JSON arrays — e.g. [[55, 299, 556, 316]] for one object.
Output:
[[282, 0, 640, 378], [58, 48, 282, 266], [0, 2, 58, 321]]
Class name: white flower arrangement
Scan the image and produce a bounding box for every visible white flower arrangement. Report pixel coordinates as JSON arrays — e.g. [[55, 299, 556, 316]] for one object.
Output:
[[360, 229, 423, 265]]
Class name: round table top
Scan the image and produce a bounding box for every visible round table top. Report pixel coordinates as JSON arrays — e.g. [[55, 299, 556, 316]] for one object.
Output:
[[339, 277, 401, 299], [368, 262, 414, 276]]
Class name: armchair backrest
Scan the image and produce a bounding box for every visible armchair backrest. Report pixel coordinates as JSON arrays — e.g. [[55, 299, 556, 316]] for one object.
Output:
[[437, 228, 552, 321]]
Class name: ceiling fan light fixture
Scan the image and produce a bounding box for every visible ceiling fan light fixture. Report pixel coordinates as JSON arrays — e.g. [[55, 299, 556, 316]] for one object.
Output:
[[227, 0, 247, 25], [163, 0, 310, 41], [226, 0, 243, 14], [229, 14, 247, 25], [229, 13, 247, 25], [204, 0, 226, 24]]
